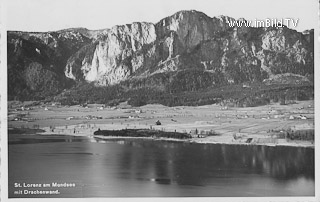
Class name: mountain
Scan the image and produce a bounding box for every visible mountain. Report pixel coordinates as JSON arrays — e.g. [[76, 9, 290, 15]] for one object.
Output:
[[7, 10, 314, 103], [8, 30, 92, 100]]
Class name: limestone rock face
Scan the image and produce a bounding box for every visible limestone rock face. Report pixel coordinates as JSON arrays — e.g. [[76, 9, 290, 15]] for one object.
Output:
[[157, 10, 216, 50], [65, 22, 157, 85], [7, 10, 314, 101], [64, 10, 313, 86]]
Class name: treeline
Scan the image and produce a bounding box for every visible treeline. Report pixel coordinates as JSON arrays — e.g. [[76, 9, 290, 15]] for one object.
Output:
[[54, 69, 225, 106], [53, 76, 313, 108], [94, 129, 192, 139], [235, 84, 313, 107], [55, 83, 222, 107]]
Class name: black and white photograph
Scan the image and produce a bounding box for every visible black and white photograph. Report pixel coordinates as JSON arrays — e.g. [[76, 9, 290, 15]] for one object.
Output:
[[0, 0, 319, 201]]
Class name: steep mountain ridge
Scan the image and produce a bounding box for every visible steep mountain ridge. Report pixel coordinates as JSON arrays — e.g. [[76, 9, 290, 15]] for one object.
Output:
[[7, 10, 314, 101], [64, 10, 313, 86]]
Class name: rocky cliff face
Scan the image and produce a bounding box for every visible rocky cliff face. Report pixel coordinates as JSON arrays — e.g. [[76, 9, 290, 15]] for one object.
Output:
[[68, 22, 157, 85], [64, 10, 313, 86], [8, 10, 314, 100]]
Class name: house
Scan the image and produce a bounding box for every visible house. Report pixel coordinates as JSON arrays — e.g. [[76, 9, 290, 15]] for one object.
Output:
[[242, 82, 250, 88], [297, 115, 307, 120], [80, 103, 88, 108], [135, 109, 142, 114]]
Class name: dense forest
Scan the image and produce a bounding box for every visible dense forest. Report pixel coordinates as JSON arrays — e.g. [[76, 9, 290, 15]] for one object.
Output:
[[53, 71, 313, 107]]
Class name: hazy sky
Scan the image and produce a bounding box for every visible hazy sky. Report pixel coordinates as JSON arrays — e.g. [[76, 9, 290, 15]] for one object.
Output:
[[4, 0, 318, 32]]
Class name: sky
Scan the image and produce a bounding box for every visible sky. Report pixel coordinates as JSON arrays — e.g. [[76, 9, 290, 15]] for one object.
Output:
[[3, 0, 318, 32]]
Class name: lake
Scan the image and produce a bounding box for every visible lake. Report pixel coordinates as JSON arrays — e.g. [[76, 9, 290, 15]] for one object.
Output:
[[8, 134, 314, 197]]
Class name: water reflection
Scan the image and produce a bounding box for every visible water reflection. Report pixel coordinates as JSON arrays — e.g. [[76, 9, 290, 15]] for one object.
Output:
[[9, 134, 88, 144], [9, 135, 314, 197], [96, 139, 314, 184]]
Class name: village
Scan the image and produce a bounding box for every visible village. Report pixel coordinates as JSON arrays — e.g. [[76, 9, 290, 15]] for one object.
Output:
[[8, 99, 314, 147]]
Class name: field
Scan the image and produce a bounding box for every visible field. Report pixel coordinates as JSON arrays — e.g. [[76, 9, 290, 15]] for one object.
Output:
[[8, 100, 314, 147]]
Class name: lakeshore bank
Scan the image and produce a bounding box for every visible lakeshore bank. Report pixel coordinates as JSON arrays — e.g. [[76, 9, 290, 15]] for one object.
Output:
[[8, 100, 315, 148], [33, 123, 313, 148]]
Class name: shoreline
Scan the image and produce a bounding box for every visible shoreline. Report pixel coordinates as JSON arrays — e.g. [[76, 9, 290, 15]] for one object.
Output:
[[8, 100, 315, 148], [8, 125, 314, 148], [26, 125, 314, 148], [92, 135, 315, 148]]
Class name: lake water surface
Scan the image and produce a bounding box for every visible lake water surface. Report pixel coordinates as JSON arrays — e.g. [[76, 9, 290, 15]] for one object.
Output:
[[8, 134, 314, 197]]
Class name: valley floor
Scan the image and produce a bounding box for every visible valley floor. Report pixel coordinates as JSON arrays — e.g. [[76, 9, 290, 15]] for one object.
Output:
[[8, 100, 315, 147]]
